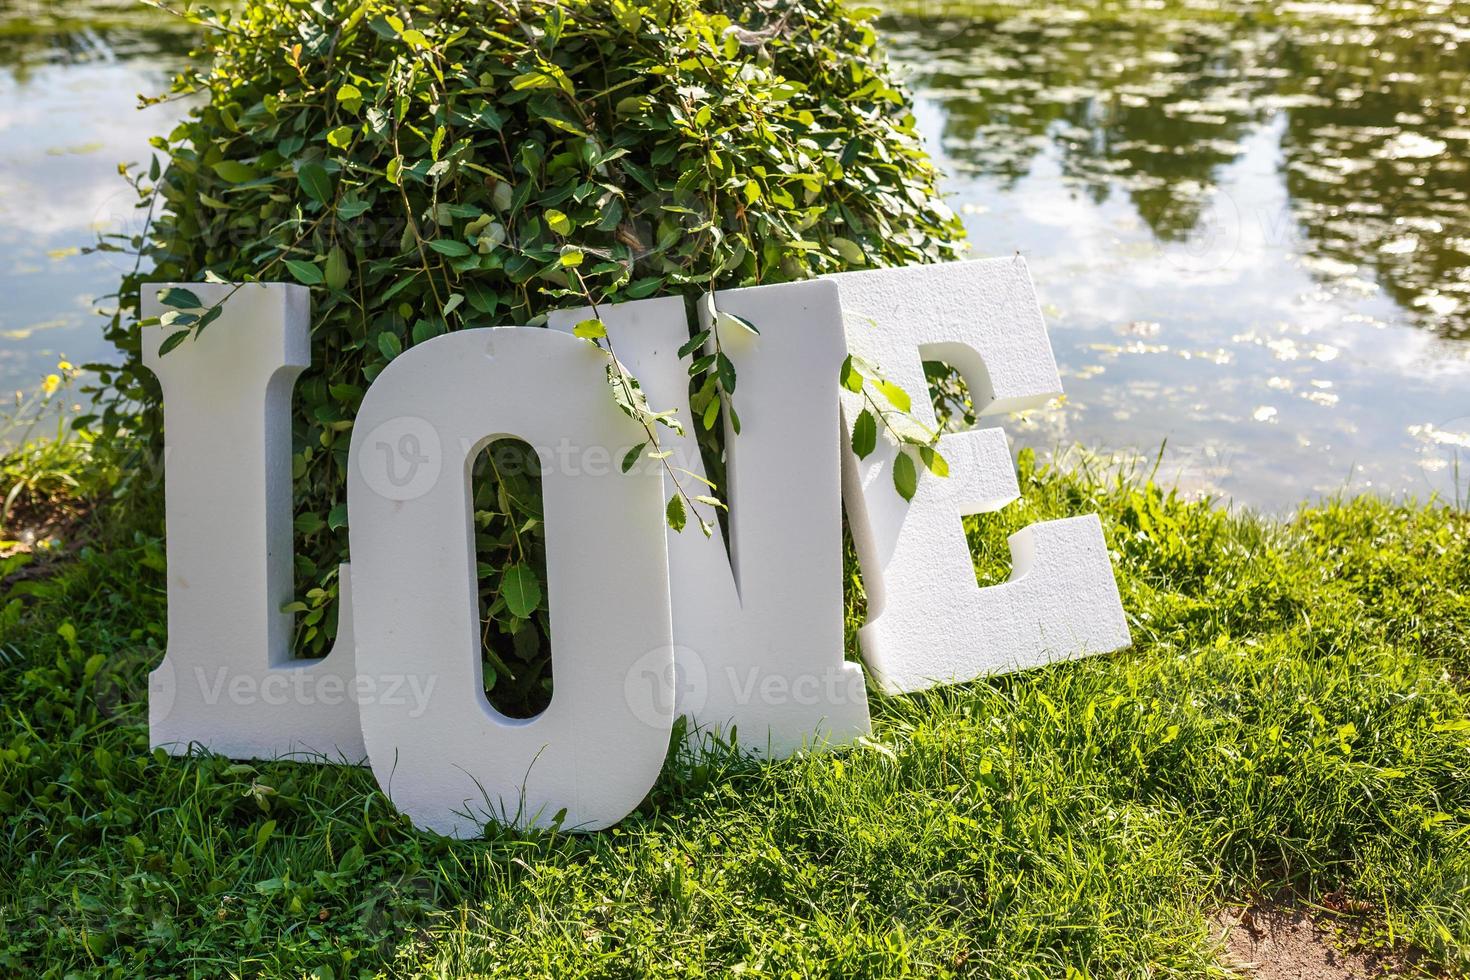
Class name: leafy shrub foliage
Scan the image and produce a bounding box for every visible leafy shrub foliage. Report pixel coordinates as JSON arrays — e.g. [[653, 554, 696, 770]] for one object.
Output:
[[94, 0, 962, 714]]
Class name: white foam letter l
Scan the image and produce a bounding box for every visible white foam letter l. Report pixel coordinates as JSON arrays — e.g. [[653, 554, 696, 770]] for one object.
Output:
[[142, 283, 363, 761]]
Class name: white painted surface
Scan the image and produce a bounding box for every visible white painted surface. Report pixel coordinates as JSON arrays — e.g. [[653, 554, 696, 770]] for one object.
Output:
[[827, 258, 1132, 693], [142, 283, 365, 762], [142, 264, 1133, 833], [347, 327, 674, 836], [549, 282, 870, 757]]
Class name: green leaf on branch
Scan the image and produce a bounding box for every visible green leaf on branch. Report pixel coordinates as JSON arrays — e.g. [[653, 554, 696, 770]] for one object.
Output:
[[324, 246, 350, 291], [893, 450, 918, 501], [196, 303, 224, 335], [678, 330, 711, 359], [875, 380, 911, 413], [666, 493, 687, 533], [427, 239, 472, 257], [851, 408, 877, 459], [605, 365, 665, 431], [830, 236, 867, 265], [839, 354, 864, 393], [511, 71, 558, 91], [689, 353, 717, 377], [212, 160, 259, 183], [501, 563, 542, 619], [283, 259, 323, 285], [919, 445, 949, 478], [297, 163, 332, 204], [573, 318, 606, 340], [157, 287, 202, 310], [337, 194, 370, 219], [158, 330, 191, 356], [715, 310, 759, 336], [716, 352, 736, 394], [621, 443, 644, 473]]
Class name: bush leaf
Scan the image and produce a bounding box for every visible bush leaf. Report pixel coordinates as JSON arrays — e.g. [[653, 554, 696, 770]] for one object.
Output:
[[919, 445, 949, 477], [875, 380, 911, 413], [297, 163, 333, 204], [501, 563, 541, 619], [212, 160, 259, 183], [283, 259, 324, 285], [157, 287, 202, 310], [893, 449, 918, 501], [158, 329, 191, 356], [851, 408, 877, 459]]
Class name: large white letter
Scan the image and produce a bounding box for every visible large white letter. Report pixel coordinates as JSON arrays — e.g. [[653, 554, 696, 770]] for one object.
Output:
[[142, 283, 363, 761], [549, 280, 870, 758], [828, 258, 1131, 693], [348, 327, 673, 835]]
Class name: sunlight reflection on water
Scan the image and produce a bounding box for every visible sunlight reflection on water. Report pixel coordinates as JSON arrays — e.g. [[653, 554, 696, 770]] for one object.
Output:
[[0, 3, 189, 401], [884, 1, 1470, 510], [0, 1, 1467, 510]]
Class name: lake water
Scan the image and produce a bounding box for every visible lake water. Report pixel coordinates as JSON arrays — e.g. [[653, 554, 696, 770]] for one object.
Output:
[[1, 1, 1467, 511], [0, 0, 190, 406], [880, 1, 1470, 510]]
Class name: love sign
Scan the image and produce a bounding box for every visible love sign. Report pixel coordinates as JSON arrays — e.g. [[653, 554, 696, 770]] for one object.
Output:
[[140, 258, 1129, 836]]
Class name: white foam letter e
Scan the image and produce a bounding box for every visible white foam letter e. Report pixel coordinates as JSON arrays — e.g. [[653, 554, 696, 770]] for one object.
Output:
[[829, 258, 1131, 693]]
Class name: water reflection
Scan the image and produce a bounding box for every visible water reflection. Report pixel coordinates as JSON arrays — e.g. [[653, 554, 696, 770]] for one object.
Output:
[[883, 0, 1470, 510], [888, 1, 1469, 336], [0, 0, 1466, 510], [0, 0, 187, 394]]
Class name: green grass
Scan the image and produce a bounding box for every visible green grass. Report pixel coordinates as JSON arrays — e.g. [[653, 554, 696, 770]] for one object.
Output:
[[1, 450, 1467, 978], [1, 366, 124, 553]]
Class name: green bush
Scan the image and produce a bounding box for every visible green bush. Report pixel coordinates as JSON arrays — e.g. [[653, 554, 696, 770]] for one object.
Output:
[[94, 0, 962, 715]]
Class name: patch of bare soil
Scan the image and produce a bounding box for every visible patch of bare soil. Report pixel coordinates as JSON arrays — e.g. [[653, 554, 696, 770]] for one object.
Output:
[[0, 491, 90, 563], [1213, 904, 1432, 980]]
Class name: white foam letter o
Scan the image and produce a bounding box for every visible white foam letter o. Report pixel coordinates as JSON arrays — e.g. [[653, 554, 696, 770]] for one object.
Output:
[[348, 327, 674, 836]]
